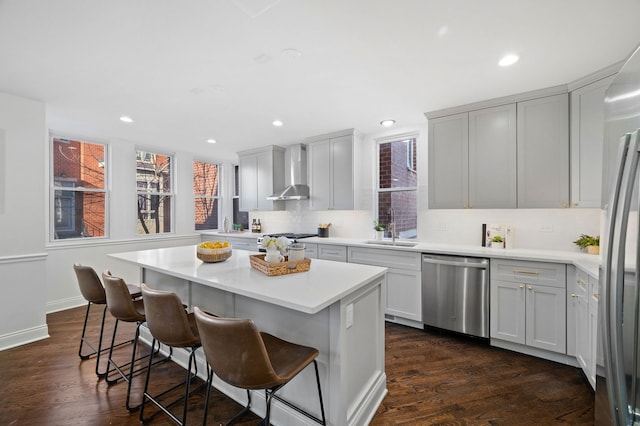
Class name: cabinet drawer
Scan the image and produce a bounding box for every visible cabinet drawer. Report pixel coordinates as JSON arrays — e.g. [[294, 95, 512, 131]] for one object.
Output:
[[348, 247, 421, 270], [225, 237, 257, 251], [303, 243, 318, 259], [318, 244, 347, 262], [491, 259, 566, 288]]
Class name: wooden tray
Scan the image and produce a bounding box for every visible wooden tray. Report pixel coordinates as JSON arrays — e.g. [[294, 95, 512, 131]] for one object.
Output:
[[249, 254, 311, 276]]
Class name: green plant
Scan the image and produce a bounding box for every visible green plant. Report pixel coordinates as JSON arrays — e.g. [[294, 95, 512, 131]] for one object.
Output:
[[573, 234, 600, 249], [373, 220, 385, 231], [491, 236, 504, 243]]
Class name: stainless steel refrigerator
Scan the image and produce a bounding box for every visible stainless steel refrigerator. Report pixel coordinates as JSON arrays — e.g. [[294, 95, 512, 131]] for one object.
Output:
[[597, 43, 640, 425]]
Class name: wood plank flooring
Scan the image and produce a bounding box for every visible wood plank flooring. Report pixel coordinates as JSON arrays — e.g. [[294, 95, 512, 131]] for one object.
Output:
[[0, 307, 594, 425]]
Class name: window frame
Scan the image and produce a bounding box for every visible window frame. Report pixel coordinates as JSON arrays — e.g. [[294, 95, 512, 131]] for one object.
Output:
[[49, 134, 109, 242], [193, 159, 221, 231], [135, 147, 175, 236], [375, 132, 419, 239]]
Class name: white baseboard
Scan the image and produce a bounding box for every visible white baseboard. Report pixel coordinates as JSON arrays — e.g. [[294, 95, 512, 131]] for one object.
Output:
[[0, 324, 49, 351], [47, 296, 85, 314]]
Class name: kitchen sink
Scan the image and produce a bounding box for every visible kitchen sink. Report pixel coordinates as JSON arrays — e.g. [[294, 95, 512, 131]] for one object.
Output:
[[363, 240, 418, 248]]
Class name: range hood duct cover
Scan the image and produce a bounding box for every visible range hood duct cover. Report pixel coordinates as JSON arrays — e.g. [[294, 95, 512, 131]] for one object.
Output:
[[267, 144, 309, 200]]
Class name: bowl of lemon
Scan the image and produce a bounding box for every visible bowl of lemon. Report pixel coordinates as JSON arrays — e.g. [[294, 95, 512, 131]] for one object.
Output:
[[197, 241, 232, 263]]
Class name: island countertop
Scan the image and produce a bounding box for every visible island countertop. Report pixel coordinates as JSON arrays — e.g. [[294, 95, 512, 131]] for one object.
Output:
[[109, 245, 387, 314]]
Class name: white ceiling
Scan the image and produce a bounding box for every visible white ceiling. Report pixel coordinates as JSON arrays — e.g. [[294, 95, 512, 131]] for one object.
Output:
[[1, 0, 640, 161]]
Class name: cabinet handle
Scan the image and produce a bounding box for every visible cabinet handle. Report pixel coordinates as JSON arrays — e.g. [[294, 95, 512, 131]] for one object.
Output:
[[593, 293, 600, 299], [514, 270, 539, 275], [571, 293, 577, 298], [577, 279, 586, 285], [528, 286, 533, 290], [519, 285, 524, 289]]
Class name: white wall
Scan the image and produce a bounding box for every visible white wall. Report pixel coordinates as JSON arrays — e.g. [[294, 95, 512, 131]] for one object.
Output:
[[0, 92, 49, 349]]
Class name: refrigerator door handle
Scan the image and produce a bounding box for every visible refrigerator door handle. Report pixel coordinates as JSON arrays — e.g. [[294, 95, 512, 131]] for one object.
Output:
[[602, 132, 635, 425]]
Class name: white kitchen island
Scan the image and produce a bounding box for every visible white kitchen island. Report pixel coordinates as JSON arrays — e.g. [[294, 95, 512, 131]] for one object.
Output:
[[109, 245, 388, 426]]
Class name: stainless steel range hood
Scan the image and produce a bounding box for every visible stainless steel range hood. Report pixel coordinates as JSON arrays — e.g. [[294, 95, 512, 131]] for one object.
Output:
[[267, 144, 309, 200]]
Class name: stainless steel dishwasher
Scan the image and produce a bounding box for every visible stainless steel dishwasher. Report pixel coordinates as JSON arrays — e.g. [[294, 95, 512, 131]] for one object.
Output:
[[422, 254, 489, 338]]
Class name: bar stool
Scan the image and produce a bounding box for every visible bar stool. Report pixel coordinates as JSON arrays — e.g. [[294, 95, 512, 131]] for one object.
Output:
[[73, 263, 141, 378], [139, 283, 204, 426], [102, 272, 158, 411], [193, 306, 326, 426]]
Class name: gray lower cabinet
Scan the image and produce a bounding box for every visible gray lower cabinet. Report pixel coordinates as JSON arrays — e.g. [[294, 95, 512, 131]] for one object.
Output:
[[219, 236, 257, 251], [490, 259, 566, 354], [516, 94, 570, 208], [317, 244, 347, 262], [348, 247, 422, 325], [303, 243, 318, 259]]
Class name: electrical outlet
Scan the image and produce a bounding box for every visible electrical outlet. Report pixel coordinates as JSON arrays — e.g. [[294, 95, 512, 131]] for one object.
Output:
[[439, 223, 448, 231], [538, 224, 553, 232], [346, 304, 354, 329]]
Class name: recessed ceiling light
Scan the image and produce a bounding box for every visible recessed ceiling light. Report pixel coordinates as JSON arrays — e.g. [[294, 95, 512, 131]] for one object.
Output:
[[206, 139, 217, 144], [499, 54, 519, 67], [380, 119, 396, 127], [119, 116, 134, 123], [272, 120, 283, 127], [281, 48, 302, 59]]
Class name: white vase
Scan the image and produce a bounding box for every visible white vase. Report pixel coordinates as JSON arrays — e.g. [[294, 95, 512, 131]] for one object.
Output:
[[264, 249, 284, 263], [491, 241, 504, 249], [375, 230, 384, 240]]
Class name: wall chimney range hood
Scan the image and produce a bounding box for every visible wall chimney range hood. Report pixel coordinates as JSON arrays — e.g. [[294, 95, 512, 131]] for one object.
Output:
[[267, 144, 309, 200]]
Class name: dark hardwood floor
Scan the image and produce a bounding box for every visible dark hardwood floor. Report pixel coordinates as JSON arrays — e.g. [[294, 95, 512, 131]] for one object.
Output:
[[0, 307, 594, 425]]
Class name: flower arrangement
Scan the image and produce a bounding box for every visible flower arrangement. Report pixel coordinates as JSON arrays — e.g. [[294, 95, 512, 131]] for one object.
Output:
[[491, 236, 504, 243], [263, 236, 291, 254]]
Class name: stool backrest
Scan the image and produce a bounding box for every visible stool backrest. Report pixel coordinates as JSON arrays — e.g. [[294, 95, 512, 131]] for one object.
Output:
[[74, 263, 106, 304], [102, 272, 145, 322], [141, 284, 199, 348], [194, 306, 279, 389]]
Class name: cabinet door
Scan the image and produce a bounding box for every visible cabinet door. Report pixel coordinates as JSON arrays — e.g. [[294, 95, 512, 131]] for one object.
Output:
[[575, 291, 590, 370], [317, 244, 347, 262], [490, 279, 526, 344], [385, 268, 421, 321], [331, 135, 354, 210], [517, 94, 569, 208], [308, 140, 332, 210], [468, 104, 517, 208], [570, 75, 615, 208], [225, 237, 256, 251], [255, 150, 273, 211], [525, 284, 566, 353], [428, 113, 469, 208], [239, 154, 257, 211]]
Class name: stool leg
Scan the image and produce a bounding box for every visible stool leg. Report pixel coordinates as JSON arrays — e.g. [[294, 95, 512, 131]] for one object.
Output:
[[125, 322, 142, 411], [313, 360, 326, 425], [202, 366, 214, 426], [139, 338, 157, 422], [94, 305, 108, 378], [78, 302, 93, 360], [105, 318, 120, 383]]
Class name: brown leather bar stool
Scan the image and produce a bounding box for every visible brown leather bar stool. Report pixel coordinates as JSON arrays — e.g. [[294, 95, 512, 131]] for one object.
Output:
[[194, 306, 326, 426], [139, 284, 204, 426], [102, 272, 159, 411], [73, 263, 141, 378]]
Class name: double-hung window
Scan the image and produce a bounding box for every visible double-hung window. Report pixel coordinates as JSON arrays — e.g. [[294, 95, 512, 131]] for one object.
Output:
[[193, 160, 220, 230], [50, 136, 107, 240], [136, 149, 173, 234], [376, 134, 418, 239]]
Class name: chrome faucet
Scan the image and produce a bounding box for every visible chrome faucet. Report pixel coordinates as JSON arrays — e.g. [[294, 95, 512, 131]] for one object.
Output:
[[388, 207, 397, 243]]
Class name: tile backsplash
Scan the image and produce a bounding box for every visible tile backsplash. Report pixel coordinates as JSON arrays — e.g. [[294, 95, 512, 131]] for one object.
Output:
[[250, 205, 602, 252]]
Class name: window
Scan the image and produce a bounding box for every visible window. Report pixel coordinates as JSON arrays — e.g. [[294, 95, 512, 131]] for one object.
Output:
[[193, 160, 220, 230], [377, 135, 418, 239], [232, 165, 249, 230], [136, 149, 173, 234], [51, 136, 107, 240]]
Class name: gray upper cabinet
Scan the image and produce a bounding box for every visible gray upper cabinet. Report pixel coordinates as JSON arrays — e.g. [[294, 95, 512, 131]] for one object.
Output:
[[428, 104, 517, 209], [469, 104, 517, 208], [307, 130, 355, 210], [428, 113, 468, 209], [238, 145, 285, 211], [570, 75, 615, 208], [516, 94, 570, 208]]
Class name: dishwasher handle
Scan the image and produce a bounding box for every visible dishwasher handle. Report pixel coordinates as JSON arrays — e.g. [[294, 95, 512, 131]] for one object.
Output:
[[422, 256, 488, 269]]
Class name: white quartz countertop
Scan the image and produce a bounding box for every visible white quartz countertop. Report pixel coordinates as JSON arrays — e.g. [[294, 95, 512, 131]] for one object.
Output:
[[202, 231, 602, 278], [109, 245, 387, 314]]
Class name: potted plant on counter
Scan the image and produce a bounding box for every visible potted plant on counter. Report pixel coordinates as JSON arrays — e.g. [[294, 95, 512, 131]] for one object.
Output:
[[573, 234, 600, 255], [373, 220, 385, 240], [491, 235, 504, 249]]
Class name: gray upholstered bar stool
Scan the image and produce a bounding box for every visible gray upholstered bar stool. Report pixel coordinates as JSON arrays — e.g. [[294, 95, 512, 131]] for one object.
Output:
[[139, 283, 204, 426], [194, 306, 326, 426], [73, 263, 141, 378], [102, 272, 158, 411]]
